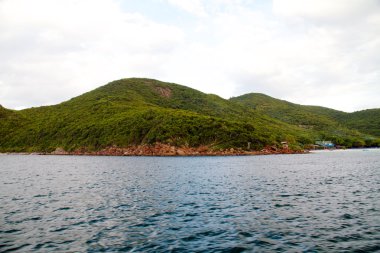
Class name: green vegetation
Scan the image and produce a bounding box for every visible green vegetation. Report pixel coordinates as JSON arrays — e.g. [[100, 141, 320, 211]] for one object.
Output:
[[0, 78, 379, 152], [336, 109, 380, 137], [230, 93, 380, 148]]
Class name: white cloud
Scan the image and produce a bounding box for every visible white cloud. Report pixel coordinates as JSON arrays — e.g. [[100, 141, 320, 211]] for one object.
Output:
[[166, 0, 207, 17], [0, 0, 379, 112], [0, 0, 184, 108], [215, 1, 380, 111], [273, 0, 379, 21]]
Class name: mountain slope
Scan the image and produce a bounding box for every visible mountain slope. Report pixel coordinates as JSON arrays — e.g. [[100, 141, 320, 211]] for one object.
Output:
[[230, 93, 380, 138], [0, 105, 27, 140], [230, 93, 345, 128], [0, 78, 378, 152], [339, 109, 380, 137], [0, 78, 307, 152], [230, 93, 379, 147]]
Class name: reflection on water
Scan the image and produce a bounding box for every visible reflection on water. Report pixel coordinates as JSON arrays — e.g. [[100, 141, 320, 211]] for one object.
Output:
[[1, 149, 380, 252]]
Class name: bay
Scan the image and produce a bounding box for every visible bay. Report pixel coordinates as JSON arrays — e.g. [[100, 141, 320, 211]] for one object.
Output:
[[1, 149, 379, 252]]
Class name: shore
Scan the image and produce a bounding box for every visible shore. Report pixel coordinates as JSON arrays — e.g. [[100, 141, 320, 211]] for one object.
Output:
[[20, 143, 308, 156], [2, 144, 373, 155], [4, 146, 377, 156]]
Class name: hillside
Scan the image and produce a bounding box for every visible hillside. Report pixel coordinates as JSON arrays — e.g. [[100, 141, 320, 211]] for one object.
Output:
[[230, 93, 345, 128], [230, 93, 380, 147], [340, 109, 380, 137], [0, 78, 305, 152], [0, 78, 379, 153]]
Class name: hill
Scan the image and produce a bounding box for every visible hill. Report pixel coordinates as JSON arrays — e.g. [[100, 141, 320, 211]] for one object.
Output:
[[230, 93, 345, 128], [0, 79, 305, 152], [230, 93, 380, 147], [0, 78, 379, 153], [339, 109, 380, 138]]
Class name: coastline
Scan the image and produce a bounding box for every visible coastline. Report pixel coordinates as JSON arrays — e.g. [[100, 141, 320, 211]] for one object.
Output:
[[3, 147, 377, 157], [1, 143, 308, 156]]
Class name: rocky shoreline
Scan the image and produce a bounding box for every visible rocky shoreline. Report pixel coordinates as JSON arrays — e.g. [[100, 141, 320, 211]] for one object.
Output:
[[45, 143, 307, 156], [1, 143, 308, 156]]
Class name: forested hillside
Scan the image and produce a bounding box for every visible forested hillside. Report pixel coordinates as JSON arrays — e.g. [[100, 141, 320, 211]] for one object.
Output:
[[230, 93, 380, 147], [0, 78, 379, 152]]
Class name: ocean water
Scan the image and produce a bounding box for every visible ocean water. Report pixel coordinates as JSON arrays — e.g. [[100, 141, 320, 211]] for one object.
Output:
[[0, 149, 379, 252]]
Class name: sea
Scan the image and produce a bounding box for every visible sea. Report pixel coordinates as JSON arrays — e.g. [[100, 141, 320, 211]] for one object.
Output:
[[1, 149, 379, 252]]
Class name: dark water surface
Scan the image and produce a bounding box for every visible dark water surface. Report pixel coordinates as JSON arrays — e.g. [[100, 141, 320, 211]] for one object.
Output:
[[1, 150, 379, 252]]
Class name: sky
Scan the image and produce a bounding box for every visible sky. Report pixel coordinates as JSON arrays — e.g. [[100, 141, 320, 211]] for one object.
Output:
[[0, 0, 379, 112]]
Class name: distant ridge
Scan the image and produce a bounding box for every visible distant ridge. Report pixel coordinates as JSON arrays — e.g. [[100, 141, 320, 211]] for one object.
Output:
[[230, 93, 380, 139], [0, 78, 379, 153]]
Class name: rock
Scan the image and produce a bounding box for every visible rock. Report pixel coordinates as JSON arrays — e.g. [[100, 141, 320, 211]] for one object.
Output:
[[49, 142, 307, 157], [198, 146, 209, 152], [51, 147, 67, 155], [270, 145, 277, 151], [176, 149, 186, 156]]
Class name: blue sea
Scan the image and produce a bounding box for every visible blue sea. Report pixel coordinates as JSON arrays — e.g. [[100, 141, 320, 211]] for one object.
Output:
[[1, 149, 379, 252]]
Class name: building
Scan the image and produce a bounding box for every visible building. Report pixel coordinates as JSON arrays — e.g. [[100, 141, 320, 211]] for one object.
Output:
[[281, 141, 289, 149], [315, 140, 335, 148]]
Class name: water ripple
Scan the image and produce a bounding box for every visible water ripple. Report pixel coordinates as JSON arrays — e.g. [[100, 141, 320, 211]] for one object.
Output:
[[0, 150, 379, 252]]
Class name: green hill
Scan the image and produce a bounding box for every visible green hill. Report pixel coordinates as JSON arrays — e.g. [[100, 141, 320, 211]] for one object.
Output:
[[230, 93, 345, 128], [230, 93, 380, 147], [339, 109, 380, 137], [0, 78, 303, 152], [0, 78, 378, 152]]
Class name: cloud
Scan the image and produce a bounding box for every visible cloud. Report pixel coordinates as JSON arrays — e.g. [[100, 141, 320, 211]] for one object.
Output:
[[273, 0, 380, 22], [217, 1, 380, 111], [0, 0, 184, 108], [0, 0, 379, 112], [166, 0, 207, 17]]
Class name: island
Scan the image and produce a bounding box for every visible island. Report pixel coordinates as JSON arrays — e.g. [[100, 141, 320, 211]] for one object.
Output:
[[1, 78, 379, 155]]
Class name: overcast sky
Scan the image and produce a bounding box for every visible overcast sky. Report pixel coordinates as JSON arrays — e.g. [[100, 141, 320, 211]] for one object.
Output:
[[0, 0, 379, 112]]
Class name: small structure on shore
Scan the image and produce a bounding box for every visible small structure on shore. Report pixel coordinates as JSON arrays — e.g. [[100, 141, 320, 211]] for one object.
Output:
[[281, 141, 289, 149], [315, 140, 335, 149]]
